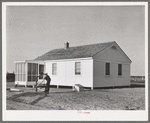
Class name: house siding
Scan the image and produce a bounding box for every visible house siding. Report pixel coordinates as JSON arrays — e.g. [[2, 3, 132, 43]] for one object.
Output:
[[45, 58, 93, 87], [93, 46, 131, 87], [114, 63, 130, 86]]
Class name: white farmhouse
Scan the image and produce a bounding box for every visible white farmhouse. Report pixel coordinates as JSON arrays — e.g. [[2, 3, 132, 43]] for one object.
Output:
[[14, 41, 131, 89]]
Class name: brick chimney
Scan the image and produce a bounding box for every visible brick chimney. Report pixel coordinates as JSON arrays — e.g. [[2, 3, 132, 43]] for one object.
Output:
[[64, 42, 69, 49]]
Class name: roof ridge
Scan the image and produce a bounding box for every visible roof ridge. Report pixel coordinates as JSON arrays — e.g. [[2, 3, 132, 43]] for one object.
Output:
[[68, 41, 115, 48], [50, 41, 115, 51]]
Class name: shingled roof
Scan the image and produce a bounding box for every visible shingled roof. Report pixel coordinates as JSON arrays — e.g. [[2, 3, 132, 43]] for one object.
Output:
[[35, 41, 115, 61]]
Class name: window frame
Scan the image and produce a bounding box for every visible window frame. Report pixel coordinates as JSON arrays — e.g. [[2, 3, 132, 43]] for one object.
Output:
[[105, 62, 110, 76], [75, 62, 81, 75], [118, 64, 122, 76], [52, 63, 57, 75]]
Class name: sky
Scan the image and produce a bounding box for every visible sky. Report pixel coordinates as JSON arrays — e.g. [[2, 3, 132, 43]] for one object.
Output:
[[6, 5, 145, 76]]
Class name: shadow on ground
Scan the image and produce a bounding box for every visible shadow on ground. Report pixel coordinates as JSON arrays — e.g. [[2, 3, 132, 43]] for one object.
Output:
[[7, 92, 45, 104], [7, 90, 77, 105]]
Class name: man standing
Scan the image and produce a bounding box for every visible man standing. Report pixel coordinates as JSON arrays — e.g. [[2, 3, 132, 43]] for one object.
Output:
[[44, 73, 51, 95], [40, 72, 51, 96]]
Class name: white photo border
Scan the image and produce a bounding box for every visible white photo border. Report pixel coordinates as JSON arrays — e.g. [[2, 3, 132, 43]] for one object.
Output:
[[2, 2, 148, 121]]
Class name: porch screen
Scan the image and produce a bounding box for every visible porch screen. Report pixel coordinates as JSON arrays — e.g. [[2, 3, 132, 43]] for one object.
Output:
[[28, 63, 38, 82], [15, 63, 26, 81]]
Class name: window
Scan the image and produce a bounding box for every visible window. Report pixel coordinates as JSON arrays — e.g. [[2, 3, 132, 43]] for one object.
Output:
[[15, 63, 26, 81], [75, 62, 81, 75], [52, 63, 57, 75], [28, 63, 38, 82], [105, 63, 110, 75], [118, 64, 122, 76]]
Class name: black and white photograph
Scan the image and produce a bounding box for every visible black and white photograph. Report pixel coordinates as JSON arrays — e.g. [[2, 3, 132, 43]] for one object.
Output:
[[2, 2, 148, 121]]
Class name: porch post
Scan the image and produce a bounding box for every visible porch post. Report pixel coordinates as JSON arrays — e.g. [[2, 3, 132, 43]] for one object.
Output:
[[25, 62, 28, 87], [72, 86, 75, 91], [57, 85, 59, 89]]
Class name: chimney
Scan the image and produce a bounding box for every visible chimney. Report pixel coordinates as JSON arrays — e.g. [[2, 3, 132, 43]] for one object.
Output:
[[64, 42, 69, 49]]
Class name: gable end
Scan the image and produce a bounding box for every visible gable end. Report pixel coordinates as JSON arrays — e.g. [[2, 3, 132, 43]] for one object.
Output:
[[93, 41, 132, 63]]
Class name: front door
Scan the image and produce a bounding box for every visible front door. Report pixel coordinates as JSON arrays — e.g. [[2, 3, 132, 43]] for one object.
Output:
[[39, 64, 44, 79]]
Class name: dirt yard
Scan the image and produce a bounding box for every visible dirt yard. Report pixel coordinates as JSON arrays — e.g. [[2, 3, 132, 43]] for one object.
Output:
[[6, 82, 145, 110]]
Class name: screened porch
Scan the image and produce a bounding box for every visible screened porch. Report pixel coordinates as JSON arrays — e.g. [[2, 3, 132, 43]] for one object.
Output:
[[14, 60, 45, 87]]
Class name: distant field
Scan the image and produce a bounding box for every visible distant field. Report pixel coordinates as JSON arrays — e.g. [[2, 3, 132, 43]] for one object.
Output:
[[130, 81, 145, 87], [6, 82, 145, 110]]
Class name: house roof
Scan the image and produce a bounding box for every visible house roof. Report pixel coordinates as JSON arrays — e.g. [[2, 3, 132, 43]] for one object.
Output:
[[34, 41, 115, 60]]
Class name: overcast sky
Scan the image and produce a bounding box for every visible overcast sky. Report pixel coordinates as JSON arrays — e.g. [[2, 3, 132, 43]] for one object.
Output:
[[6, 5, 145, 76]]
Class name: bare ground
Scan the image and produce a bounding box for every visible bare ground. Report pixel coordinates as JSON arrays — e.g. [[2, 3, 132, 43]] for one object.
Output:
[[6, 82, 145, 110]]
